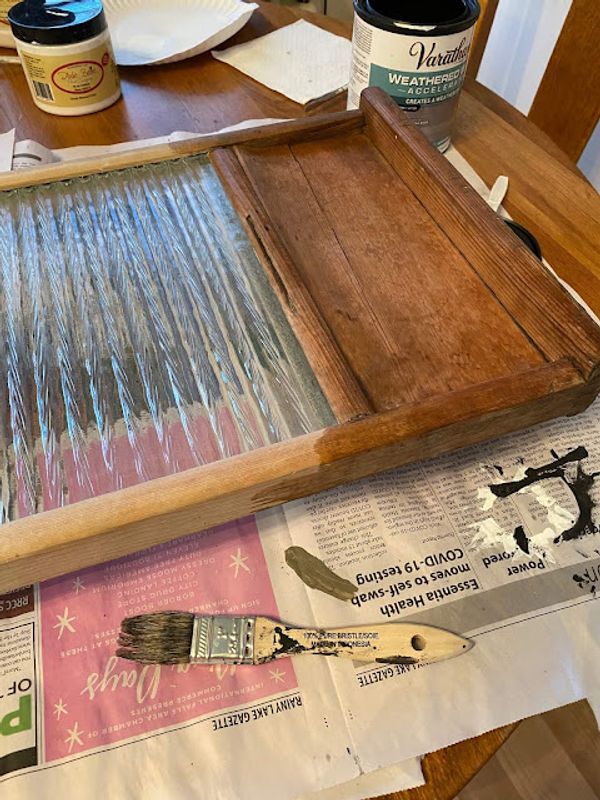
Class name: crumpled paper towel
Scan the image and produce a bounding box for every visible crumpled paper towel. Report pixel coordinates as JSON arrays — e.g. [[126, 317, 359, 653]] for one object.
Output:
[[212, 19, 352, 105]]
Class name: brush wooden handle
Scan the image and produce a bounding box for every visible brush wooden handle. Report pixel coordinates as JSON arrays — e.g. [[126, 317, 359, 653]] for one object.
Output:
[[253, 617, 471, 665]]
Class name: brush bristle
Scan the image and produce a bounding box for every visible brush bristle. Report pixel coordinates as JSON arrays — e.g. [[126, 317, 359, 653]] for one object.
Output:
[[116, 611, 195, 664]]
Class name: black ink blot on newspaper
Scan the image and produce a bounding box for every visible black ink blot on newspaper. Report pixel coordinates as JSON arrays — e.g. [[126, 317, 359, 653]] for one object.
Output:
[[573, 570, 598, 597], [513, 525, 530, 555], [572, 550, 600, 596], [489, 447, 599, 544]]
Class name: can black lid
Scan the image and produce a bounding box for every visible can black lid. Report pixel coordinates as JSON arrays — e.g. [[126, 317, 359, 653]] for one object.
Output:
[[354, 0, 480, 36], [9, 0, 107, 46]]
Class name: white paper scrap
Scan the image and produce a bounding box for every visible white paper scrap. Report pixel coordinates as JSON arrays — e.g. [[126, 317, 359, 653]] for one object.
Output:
[[11, 139, 56, 170], [301, 758, 425, 800], [0, 129, 15, 173], [212, 19, 352, 105], [4, 119, 289, 172]]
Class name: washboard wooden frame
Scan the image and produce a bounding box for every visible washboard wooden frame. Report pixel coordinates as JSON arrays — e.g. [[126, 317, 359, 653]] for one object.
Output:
[[0, 88, 599, 593]]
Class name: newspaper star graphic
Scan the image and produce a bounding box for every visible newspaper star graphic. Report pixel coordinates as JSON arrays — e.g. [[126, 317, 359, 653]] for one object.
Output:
[[269, 668, 286, 684], [228, 547, 250, 578], [53, 698, 68, 719], [64, 722, 84, 752], [72, 577, 86, 594], [53, 607, 76, 639]]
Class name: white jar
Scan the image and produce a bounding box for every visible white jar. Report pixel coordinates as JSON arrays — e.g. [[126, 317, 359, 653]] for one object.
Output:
[[9, 0, 121, 116]]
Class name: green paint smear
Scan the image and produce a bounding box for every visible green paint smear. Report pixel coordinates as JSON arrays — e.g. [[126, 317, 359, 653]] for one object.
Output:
[[285, 546, 358, 602]]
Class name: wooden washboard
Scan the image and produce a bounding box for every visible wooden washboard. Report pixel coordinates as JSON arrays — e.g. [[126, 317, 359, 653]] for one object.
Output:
[[0, 88, 599, 593]]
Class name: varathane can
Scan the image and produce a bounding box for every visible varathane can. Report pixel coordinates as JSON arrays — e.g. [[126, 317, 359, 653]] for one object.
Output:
[[348, 0, 480, 152]]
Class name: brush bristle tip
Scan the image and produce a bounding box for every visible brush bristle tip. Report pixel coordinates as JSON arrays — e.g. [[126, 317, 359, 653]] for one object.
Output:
[[115, 611, 195, 665]]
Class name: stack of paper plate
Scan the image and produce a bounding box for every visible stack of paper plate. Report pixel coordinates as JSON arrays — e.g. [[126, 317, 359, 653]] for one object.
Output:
[[103, 0, 257, 66]]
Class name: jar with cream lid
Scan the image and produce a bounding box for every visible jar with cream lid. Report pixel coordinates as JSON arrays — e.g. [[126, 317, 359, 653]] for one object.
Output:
[[9, 0, 121, 116]]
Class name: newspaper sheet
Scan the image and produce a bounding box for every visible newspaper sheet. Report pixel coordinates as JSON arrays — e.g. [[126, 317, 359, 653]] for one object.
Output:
[[1, 125, 599, 799], [0, 509, 424, 798], [283, 401, 600, 770]]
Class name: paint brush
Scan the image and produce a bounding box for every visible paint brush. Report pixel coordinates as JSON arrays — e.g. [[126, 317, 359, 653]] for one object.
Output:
[[117, 612, 473, 666]]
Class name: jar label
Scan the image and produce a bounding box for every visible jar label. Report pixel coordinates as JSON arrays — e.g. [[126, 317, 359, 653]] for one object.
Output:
[[18, 38, 120, 110]]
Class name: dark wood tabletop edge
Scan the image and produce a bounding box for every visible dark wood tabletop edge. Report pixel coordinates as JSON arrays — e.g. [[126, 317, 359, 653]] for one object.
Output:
[[380, 723, 518, 800]]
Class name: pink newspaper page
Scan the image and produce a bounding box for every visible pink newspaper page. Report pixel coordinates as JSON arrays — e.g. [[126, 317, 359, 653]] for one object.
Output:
[[0, 416, 358, 799], [39, 518, 296, 762]]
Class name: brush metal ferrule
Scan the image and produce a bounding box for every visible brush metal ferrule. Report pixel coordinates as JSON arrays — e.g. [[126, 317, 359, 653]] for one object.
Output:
[[189, 615, 255, 665]]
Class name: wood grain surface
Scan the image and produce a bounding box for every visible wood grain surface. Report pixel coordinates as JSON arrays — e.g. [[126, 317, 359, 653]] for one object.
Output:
[[232, 129, 546, 408], [466, 0, 500, 79], [0, 109, 365, 191], [466, 0, 599, 162], [528, 0, 600, 162], [458, 701, 600, 800], [362, 90, 600, 379], [452, 90, 600, 319], [391, 723, 517, 800], [211, 140, 373, 422], [0, 358, 587, 592], [2, 4, 598, 799], [461, 77, 582, 176]]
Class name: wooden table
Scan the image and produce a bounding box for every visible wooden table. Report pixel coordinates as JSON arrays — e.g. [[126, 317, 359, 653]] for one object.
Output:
[[1, 4, 598, 799]]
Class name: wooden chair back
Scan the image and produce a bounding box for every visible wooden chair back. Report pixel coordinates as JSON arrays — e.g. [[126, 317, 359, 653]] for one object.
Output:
[[468, 0, 600, 162]]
